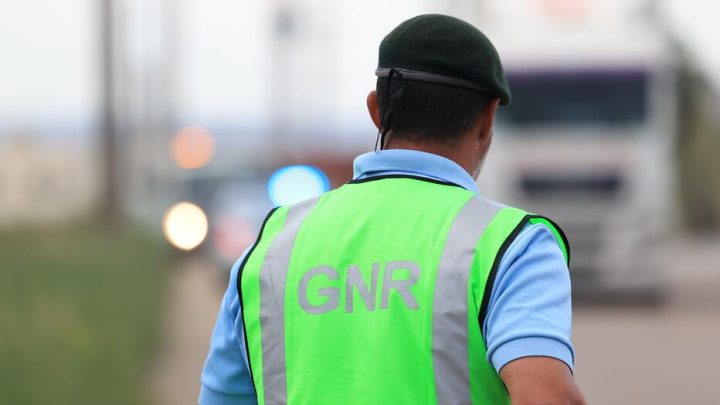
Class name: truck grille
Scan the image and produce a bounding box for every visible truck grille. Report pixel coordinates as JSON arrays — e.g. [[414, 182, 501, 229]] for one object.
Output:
[[562, 222, 601, 264], [519, 173, 622, 199]]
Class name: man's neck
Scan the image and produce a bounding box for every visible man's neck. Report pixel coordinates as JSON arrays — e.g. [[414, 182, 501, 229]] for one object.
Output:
[[384, 138, 477, 179]]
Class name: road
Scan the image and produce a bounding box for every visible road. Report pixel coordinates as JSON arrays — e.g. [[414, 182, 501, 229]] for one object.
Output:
[[151, 257, 224, 405], [574, 234, 720, 404], [153, 235, 720, 404]]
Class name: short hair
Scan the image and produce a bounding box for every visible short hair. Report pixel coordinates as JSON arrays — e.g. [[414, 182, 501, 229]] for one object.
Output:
[[376, 77, 491, 146]]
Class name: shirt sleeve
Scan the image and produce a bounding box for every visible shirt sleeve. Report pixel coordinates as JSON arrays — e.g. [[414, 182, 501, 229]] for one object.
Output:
[[482, 223, 575, 373], [199, 256, 258, 405]]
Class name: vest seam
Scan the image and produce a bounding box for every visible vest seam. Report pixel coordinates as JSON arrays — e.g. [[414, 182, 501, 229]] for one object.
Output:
[[237, 206, 280, 397], [478, 214, 532, 332], [347, 174, 466, 189]]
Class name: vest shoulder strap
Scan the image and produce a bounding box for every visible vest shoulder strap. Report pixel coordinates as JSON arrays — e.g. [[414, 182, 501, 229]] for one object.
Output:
[[528, 215, 571, 265], [477, 206, 571, 327]]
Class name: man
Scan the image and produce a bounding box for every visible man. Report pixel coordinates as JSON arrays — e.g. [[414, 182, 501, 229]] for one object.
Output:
[[200, 14, 585, 405]]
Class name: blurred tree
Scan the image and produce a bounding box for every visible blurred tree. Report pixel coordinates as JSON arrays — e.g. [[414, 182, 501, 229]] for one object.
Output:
[[677, 66, 720, 232]]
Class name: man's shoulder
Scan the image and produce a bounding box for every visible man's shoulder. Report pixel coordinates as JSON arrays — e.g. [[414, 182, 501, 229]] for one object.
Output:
[[467, 195, 570, 264]]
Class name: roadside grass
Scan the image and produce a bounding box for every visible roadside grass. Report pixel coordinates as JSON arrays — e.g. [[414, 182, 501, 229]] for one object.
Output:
[[0, 223, 169, 405]]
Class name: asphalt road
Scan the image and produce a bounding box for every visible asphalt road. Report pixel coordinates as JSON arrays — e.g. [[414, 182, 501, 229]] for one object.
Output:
[[151, 257, 222, 405], [574, 234, 720, 404], [574, 307, 720, 404], [154, 235, 720, 405]]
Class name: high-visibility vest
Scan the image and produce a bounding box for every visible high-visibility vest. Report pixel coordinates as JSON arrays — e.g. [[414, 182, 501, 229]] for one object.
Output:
[[238, 176, 569, 405]]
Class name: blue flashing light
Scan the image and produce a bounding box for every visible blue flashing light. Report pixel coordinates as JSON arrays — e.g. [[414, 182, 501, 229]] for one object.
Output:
[[268, 165, 330, 206]]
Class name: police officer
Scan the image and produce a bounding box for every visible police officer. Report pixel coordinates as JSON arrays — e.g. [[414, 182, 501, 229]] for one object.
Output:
[[200, 14, 584, 405]]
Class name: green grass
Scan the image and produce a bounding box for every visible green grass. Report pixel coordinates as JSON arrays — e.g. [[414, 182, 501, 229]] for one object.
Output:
[[0, 224, 170, 405]]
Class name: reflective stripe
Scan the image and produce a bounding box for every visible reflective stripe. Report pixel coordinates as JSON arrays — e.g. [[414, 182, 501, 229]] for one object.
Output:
[[432, 197, 502, 405], [259, 198, 319, 404]]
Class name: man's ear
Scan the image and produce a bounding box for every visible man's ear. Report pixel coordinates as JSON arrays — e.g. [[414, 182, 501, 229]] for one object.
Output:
[[477, 98, 500, 144], [367, 90, 382, 130]]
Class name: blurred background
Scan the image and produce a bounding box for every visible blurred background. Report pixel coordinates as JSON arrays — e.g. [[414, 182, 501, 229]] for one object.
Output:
[[1, 0, 719, 404]]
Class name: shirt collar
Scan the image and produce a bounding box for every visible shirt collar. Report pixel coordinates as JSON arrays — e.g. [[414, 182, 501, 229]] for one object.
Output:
[[352, 149, 480, 194]]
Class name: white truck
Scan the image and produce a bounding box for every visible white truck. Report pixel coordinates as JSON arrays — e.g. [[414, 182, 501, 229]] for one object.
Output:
[[476, 1, 677, 298]]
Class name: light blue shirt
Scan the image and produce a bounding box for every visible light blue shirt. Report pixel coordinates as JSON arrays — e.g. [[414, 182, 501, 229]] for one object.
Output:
[[199, 149, 575, 405]]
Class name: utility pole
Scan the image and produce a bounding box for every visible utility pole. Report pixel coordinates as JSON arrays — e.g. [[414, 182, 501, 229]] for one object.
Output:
[[269, 0, 296, 161], [99, 0, 119, 222]]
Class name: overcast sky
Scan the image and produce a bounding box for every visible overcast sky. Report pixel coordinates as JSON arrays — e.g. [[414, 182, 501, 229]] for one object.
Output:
[[0, 0, 717, 142], [0, 0, 94, 133]]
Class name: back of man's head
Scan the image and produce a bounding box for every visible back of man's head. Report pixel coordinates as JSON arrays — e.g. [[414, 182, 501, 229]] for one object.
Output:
[[374, 14, 511, 148], [376, 78, 490, 147]]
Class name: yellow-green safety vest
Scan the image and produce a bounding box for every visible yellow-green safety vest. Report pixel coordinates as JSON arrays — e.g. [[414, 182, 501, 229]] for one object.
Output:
[[238, 176, 569, 405]]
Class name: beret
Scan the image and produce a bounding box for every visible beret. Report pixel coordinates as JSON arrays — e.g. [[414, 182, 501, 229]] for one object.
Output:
[[377, 14, 511, 106]]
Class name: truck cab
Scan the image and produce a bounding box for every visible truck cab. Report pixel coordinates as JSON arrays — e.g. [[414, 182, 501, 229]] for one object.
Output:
[[477, 0, 677, 296]]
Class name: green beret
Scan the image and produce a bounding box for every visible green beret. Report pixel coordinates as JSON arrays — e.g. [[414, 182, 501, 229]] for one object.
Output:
[[377, 14, 511, 106]]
